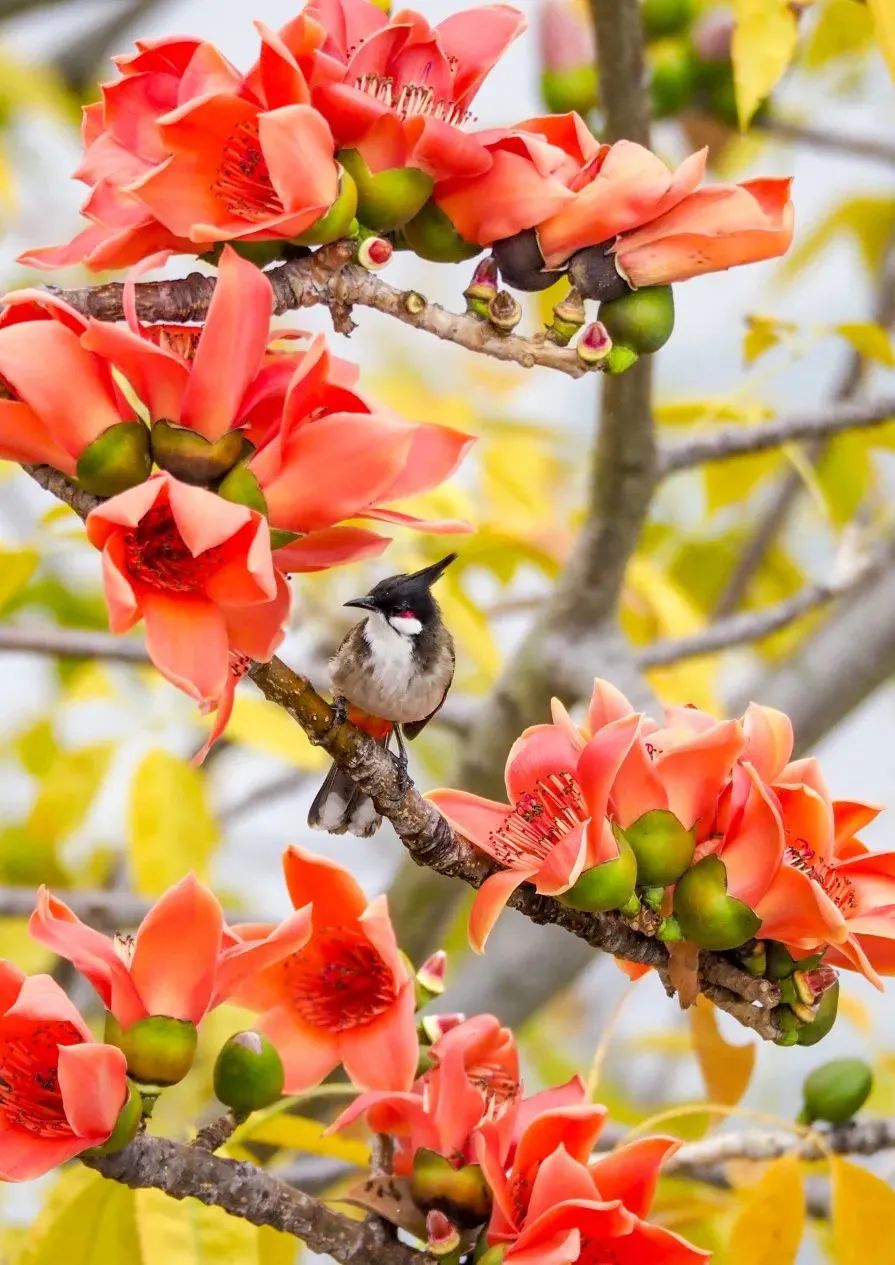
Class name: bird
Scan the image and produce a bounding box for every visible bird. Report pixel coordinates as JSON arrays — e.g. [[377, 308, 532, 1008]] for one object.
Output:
[[308, 553, 458, 837]]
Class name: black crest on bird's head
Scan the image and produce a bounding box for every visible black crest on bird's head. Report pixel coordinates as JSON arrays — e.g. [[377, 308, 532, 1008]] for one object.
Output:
[[344, 554, 457, 623]]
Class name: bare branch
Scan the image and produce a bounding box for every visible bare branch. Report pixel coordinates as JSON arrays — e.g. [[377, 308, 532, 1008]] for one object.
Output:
[[755, 114, 895, 167], [668, 1117, 895, 1174], [638, 537, 895, 667], [659, 396, 895, 475], [0, 624, 149, 663], [85, 1133, 430, 1265], [0, 886, 154, 925]]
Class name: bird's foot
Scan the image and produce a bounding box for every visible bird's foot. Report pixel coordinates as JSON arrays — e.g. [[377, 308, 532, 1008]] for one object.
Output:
[[310, 696, 349, 745], [390, 749, 412, 795]]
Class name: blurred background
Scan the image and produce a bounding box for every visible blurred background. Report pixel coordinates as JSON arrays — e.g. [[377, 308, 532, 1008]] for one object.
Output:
[[0, 0, 894, 1261]]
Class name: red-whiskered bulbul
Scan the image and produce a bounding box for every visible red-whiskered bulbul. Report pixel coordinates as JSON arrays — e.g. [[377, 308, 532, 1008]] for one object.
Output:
[[308, 554, 457, 837]]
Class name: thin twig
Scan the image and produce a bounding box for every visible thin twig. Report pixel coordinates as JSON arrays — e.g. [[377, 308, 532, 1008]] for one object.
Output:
[[668, 1117, 895, 1173], [755, 114, 895, 167], [193, 1112, 244, 1153], [0, 624, 149, 663]]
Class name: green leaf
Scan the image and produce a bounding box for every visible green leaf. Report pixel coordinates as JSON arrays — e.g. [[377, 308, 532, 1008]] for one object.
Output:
[[0, 547, 38, 613], [128, 750, 219, 895], [732, 0, 798, 127], [26, 743, 113, 845]]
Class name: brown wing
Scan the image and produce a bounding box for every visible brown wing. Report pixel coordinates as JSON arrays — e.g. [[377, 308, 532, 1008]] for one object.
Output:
[[402, 649, 455, 741]]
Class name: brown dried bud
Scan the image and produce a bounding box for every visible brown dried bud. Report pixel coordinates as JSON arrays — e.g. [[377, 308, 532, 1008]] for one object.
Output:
[[488, 290, 523, 333]]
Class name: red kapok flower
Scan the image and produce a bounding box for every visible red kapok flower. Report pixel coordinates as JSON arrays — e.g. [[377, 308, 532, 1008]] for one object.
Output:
[[84, 471, 291, 709], [0, 963, 129, 1180], [29, 875, 311, 1032], [233, 847, 419, 1093], [427, 715, 640, 951], [477, 1100, 708, 1265]]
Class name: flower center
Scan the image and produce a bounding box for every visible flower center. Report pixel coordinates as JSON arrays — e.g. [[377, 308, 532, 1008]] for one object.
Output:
[[285, 928, 398, 1032], [123, 504, 220, 595], [143, 325, 203, 362], [467, 1061, 520, 1121], [354, 73, 470, 127], [785, 839, 857, 913], [215, 121, 285, 223], [488, 773, 587, 867], [0, 1020, 81, 1138]]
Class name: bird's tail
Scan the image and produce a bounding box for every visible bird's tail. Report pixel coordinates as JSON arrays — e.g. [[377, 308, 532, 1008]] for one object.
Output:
[[307, 761, 382, 838]]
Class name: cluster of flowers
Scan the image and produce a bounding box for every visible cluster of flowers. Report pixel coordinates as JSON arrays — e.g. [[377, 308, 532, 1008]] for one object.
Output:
[[0, 249, 473, 751], [0, 845, 706, 1265], [23, 0, 793, 295], [430, 679, 895, 1036]]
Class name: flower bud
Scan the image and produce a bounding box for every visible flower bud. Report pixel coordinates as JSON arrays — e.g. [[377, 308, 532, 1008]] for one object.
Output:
[[642, 0, 696, 39], [672, 855, 761, 951], [561, 828, 637, 913], [649, 38, 697, 118], [76, 420, 151, 496], [604, 344, 639, 375], [765, 941, 798, 980], [796, 978, 840, 1048], [800, 1057, 873, 1126], [402, 201, 480, 263], [216, 464, 268, 515], [464, 257, 499, 317], [427, 1210, 461, 1257], [419, 1012, 465, 1045], [416, 950, 447, 1006], [620, 809, 696, 887], [151, 420, 248, 485], [740, 944, 767, 976], [692, 9, 734, 62], [488, 291, 522, 334], [411, 1148, 492, 1227], [492, 229, 560, 293], [294, 167, 359, 245], [357, 235, 393, 271], [105, 1013, 198, 1088], [548, 286, 587, 345], [599, 285, 675, 354], [538, 0, 598, 114], [338, 148, 433, 232], [568, 245, 630, 303], [214, 1031, 285, 1114], [84, 1080, 143, 1157], [576, 321, 613, 366], [541, 66, 599, 115], [476, 1249, 506, 1265]]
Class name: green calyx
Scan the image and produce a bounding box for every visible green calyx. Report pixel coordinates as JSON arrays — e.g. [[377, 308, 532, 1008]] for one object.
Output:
[[105, 1013, 198, 1088], [540, 65, 599, 116], [84, 1080, 143, 1157], [476, 1249, 507, 1265], [800, 1057, 873, 1126], [560, 828, 637, 913], [672, 854, 761, 951], [337, 149, 433, 232], [599, 284, 675, 355], [790, 979, 840, 1048], [151, 420, 249, 485], [214, 1031, 285, 1114], [603, 343, 639, 375], [76, 421, 151, 496], [620, 808, 695, 887], [401, 200, 480, 263], [410, 1149, 492, 1228], [293, 167, 359, 246], [216, 464, 268, 515]]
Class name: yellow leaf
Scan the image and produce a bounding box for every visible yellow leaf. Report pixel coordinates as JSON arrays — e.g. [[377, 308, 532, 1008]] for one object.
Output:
[[0, 547, 38, 612], [727, 1155, 805, 1265], [690, 996, 756, 1106], [781, 196, 895, 282], [834, 321, 895, 366], [743, 314, 795, 365], [128, 749, 219, 895], [831, 1157, 895, 1265], [223, 694, 327, 770], [136, 1188, 259, 1263], [535, 275, 571, 329], [438, 573, 501, 680], [26, 743, 113, 845], [838, 990, 873, 1035], [230, 1110, 370, 1168], [732, 0, 799, 127], [257, 1226, 297, 1265], [16, 1168, 141, 1265], [806, 0, 874, 66], [0, 918, 54, 974], [866, 0, 895, 81], [13, 717, 58, 777]]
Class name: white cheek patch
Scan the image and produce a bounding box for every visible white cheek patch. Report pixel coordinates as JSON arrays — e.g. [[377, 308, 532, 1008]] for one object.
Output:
[[388, 614, 423, 636]]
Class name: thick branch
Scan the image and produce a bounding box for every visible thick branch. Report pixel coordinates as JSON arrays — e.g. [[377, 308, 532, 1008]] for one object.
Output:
[[660, 396, 895, 475], [52, 248, 589, 378], [588, 0, 651, 144], [85, 1133, 428, 1265], [668, 1118, 895, 1174], [0, 624, 149, 663]]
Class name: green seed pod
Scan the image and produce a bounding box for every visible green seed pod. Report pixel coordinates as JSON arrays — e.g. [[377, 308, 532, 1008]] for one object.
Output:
[[642, 0, 696, 39], [76, 420, 152, 496], [599, 285, 675, 354], [561, 829, 638, 913], [649, 38, 698, 118], [604, 343, 640, 375], [151, 420, 249, 485], [672, 854, 762, 951], [84, 1080, 143, 1157], [401, 200, 480, 263], [216, 464, 268, 516], [293, 168, 359, 245], [540, 65, 599, 115], [410, 1148, 492, 1228], [337, 149, 433, 232], [105, 1013, 198, 1088], [621, 808, 696, 887], [800, 1057, 873, 1126], [214, 1031, 285, 1114], [796, 980, 840, 1048]]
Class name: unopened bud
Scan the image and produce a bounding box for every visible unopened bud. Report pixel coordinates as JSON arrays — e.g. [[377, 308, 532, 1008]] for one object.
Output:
[[84, 1080, 143, 1157], [740, 944, 767, 977], [488, 290, 522, 334], [477, 1249, 506, 1265], [692, 9, 734, 62], [800, 1057, 873, 1126], [790, 1001, 817, 1025], [765, 941, 798, 980], [576, 321, 612, 366], [105, 1013, 198, 1088], [416, 951, 447, 1006], [76, 420, 151, 497], [419, 1012, 465, 1045], [338, 149, 433, 232], [214, 1031, 285, 1114], [404, 290, 426, 315], [642, 0, 696, 38], [357, 235, 393, 271], [548, 286, 587, 345], [800, 965, 837, 1003], [465, 257, 499, 317], [427, 1210, 461, 1257]]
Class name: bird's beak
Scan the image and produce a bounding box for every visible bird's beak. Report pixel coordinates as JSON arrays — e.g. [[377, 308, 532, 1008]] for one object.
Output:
[[344, 596, 378, 611]]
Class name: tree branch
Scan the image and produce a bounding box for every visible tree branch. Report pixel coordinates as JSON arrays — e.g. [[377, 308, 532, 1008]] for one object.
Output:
[[0, 624, 149, 663], [0, 885, 154, 924], [667, 1117, 895, 1174], [659, 395, 895, 475], [85, 1133, 429, 1265], [755, 114, 895, 167]]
